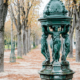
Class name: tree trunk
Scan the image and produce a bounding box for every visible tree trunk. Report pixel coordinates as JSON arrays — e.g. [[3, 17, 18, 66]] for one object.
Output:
[[23, 28, 29, 55], [27, 29, 29, 52], [76, 29, 80, 62], [28, 29, 29, 52], [28, 28, 31, 51], [33, 34, 35, 48], [17, 32, 22, 57], [68, 34, 73, 58], [0, 0, 8, 72], [11, 22, 13, 48], [68, 5, 76, 58], [37, 36, 39, 46], [16, 35, 17, 48], [0, 31, 4, 71], [23, 29, 27, 55], [35, 35, 37, 46], [22, 28, 23, 53], [26, 30, 28, 53], [7, 40, 10, 50], [10, 19, 16, 62], [38, 38, 40, 45], [14, 36, 16, 48], [35, 35, 38, 46], [75, 3, 80, 62], [10, 9, 13, 51], [29, 28, 31, 50]]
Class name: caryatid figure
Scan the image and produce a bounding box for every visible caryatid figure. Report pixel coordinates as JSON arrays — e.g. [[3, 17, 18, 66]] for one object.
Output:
[[47, 26, 66, 62], [61, 25, 70, 61], [41, 26, 50, 64]]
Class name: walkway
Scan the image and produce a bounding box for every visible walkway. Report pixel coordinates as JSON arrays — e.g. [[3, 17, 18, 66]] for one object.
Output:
[[0, 46, 80, 80]]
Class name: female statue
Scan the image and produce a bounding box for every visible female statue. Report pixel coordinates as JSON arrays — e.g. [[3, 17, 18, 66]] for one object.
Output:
[[41, 26, 50, 64], [61, 26, 70, 61], [48, 26, 66, 62]]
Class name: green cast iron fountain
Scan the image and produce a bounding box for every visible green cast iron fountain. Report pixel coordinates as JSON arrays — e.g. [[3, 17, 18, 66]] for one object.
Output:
[[38, 0, 75, 80]]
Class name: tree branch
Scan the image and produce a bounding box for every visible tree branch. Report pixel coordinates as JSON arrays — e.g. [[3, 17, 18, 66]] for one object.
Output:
[[10, 4, 18, 30]]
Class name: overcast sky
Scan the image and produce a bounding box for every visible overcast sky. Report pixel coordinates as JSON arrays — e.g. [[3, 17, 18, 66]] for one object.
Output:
[[39, 0, 50, 16]]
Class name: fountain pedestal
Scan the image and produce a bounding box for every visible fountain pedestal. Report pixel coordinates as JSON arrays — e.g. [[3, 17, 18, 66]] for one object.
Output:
[[38, 0, 75, 80]]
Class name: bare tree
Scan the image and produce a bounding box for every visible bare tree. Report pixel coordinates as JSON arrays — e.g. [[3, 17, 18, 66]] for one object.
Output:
[[65, 0, 75, 58], [68, 0, 80, 61], [20, 0, 34, 55], [66, 0, 80, 61], [10, 1, 22, 57], [68, 6, 76, 58], [21, 0, 41, 55]]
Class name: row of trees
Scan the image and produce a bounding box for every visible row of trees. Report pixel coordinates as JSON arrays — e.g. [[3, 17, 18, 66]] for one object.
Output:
[[0, 0, 42, 72], [9, 0, 41, 57], [4, 20, 41, 50]]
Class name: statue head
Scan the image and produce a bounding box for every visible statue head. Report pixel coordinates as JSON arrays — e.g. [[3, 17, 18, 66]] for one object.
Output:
[[52, 26, 58, 32]]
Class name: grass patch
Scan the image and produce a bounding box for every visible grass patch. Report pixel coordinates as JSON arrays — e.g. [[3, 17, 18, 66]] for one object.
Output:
[[32, 46, 37, 49], [5, 45, 11, 49], [17, 56, 23, 59], [67, 57, 75, 59], [4, 45, 17, 50]]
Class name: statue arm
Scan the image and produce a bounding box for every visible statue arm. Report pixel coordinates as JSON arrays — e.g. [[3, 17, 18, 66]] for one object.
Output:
[[47, 27, 53, 34], [60, 25, 70, 34], [59, 26, 66, 34]]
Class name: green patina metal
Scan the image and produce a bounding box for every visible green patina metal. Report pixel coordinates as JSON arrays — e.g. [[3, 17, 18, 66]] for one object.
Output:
[[39, 0, 71, 26], [41, 26, 50, 64], [38, 0, 74, 80]]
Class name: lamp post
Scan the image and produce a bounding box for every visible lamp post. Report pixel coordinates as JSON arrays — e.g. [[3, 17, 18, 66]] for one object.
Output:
[[38, 0, 74, 80]]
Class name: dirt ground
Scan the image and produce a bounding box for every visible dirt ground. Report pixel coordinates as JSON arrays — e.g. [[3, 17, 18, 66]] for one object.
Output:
[[0, 45, 80, 80]]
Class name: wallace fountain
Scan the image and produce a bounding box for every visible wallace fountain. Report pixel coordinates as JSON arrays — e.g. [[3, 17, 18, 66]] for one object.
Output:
[[38, 0, 74, 80]]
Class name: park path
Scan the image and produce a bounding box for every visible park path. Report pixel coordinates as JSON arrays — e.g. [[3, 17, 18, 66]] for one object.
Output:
[[0, 45, 80, 80]]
